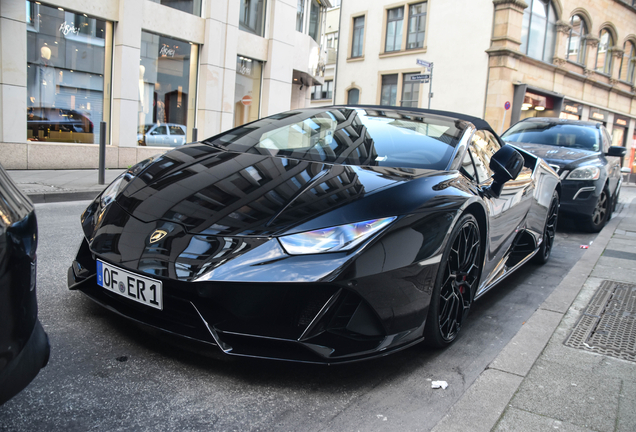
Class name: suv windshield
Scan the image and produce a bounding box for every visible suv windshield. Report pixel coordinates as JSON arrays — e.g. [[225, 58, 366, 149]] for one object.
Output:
[[502, 121, 600, 151], [206, 108, 468, 170]]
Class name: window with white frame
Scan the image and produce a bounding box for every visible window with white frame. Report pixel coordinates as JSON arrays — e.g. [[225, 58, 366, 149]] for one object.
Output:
[[566, 15, 587, 65], [520, 0, 557, 63], [406, 2, 427, 50], [385, 7, 404, 52], [595, 29, 613, 75], [619, 41, 636, 84], [351, 16, 364, 58], [311, 80, 333, 100], [380, 74, 398, 106]]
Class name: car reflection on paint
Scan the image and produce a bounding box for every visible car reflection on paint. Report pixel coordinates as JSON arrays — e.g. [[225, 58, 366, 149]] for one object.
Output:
[[68, 106, 560, 364]]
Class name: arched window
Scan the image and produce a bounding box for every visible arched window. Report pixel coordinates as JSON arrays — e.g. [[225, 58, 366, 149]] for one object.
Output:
[[520, 0, 557, 63], [619, 41, 636, 84], [347, 88, 360, 105], [566, 15, 587, 65], [595, 29, 614, 75]]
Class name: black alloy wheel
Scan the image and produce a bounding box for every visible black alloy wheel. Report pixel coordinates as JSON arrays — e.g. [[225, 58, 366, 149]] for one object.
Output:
[[424, 214, 482, 348], [584, 187, 610, 232], [533, 191, 559, 264]]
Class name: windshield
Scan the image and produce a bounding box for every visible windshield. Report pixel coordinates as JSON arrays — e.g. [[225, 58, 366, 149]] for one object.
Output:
[[205, 108, 468, 170], [139, 124, 154, 134], [502, 121, 600, 151]]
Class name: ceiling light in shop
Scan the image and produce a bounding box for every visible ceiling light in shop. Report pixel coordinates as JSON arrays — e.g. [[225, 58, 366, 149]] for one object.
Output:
[[534, 106, 545, 111]]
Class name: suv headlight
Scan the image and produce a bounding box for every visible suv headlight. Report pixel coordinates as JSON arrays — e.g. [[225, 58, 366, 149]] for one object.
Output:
[[278, 217, 396, 255], [565, 166, 600, 181]]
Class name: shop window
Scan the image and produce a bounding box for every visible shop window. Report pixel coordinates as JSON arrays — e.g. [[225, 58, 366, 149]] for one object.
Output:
[[308, 0, 321, 42], [520, 0, 557, 63], [148, 0, 201, 16], [239, 0, 266, 37], [385, 7, 403, 53], [26, 1, 112, 144], [406, 2, 426, 50], [138, 32, 198, 146], [566, 15, 587, 65], [347, 88, 360, 105], [401, 73, 420, 107], [311, 81, 333, 100], [296, 0, 304, 32], [595, 29, 613, 75], [351, 16, 365, 58], [380, 74, 398, 106], [619, 41, 636, 84], [234, 56, 263, 127]]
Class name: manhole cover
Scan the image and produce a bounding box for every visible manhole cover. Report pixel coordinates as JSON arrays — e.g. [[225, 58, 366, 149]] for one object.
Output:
[[564, 280, 636, 362]]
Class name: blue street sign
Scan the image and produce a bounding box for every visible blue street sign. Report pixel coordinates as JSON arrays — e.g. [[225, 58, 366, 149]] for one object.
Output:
[[416, 59, 431, 67], [410, 74, 430, 81]]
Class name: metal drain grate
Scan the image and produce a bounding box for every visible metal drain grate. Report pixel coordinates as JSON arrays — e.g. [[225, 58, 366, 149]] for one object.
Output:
[[564, 280, 636, 362]]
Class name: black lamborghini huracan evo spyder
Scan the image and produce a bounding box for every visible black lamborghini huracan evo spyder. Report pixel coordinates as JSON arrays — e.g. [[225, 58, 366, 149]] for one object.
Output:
[[68, 106, 560, 364]]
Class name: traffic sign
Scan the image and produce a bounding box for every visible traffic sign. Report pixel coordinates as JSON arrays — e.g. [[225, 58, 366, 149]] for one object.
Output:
[[416, 59, 432, 67], [504, 101, 511, 110], [410, 74, 430, 81], [241, 95, 252, 106]]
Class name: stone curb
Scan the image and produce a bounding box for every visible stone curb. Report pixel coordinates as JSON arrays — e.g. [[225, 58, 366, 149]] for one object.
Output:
[[28, 190, 101, 204], [430, 200, 632, 432]]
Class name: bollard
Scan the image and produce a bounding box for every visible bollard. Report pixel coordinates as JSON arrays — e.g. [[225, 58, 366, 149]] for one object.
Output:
[[192, 127, 198, 143], [98, 121, 106, 185]]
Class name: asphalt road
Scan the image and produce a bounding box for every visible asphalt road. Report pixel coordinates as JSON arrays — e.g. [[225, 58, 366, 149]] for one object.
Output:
[[0, 200, 601, 432]]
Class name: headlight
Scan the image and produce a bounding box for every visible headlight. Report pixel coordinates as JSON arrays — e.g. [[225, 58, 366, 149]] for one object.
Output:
[[565, 166, 600, 180], [100, 156, 156, 207], [278, 217, 396, 255], [100, 174, 125, 207]]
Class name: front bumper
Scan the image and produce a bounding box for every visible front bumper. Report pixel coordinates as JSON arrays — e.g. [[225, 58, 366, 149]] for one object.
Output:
[[559, 180, 602, 216], [68, 238, 435, 364]]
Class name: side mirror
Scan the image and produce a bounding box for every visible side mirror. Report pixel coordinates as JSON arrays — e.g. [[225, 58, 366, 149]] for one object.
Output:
[[486, 145, 524, 198], [606, 146, 626, 157]]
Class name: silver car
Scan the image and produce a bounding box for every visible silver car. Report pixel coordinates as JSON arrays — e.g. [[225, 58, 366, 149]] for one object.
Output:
[[138, 123, 187, 147]]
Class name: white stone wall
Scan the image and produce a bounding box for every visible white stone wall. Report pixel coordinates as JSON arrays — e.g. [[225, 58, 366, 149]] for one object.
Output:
[[335, 0, 493, 117], [0, 0, 325, 169]]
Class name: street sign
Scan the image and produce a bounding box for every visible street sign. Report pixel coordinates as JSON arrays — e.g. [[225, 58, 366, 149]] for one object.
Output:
[[504, 101, 511, 110], [410, 74, 430, 81], [422, 79, 430, 84], [416, 59, 431, 67], [241, 95, 252, 106]]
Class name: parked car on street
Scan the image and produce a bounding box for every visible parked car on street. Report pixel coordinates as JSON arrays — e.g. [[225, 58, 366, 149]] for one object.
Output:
[[502, 118, 625, 232], [137, 123, 187, 147], [0, 164, 50, 405], [68, 106, 560, 364]]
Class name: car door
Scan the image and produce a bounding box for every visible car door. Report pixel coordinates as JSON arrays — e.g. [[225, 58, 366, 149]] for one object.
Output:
[[168, 125, 186, 146], [469, 130, 534, 291], [148, 125, 168, 146]]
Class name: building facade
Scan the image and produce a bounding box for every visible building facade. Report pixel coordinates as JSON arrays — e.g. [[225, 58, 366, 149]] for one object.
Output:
[[335, 0, 636, 167], [0, 0, 330, 169]]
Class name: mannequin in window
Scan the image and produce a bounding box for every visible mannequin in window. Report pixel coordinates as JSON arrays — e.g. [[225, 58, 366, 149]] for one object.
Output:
[[33, 46, 56, 108]]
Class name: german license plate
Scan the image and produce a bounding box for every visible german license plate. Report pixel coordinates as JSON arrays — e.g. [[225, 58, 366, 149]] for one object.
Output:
[[96, 260, 163, 310]]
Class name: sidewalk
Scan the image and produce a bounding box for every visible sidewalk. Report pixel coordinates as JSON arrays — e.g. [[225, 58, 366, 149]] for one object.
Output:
[[433, 187, 636, 432], [8, 169, 636, 431], [7, 169, 125, 203]]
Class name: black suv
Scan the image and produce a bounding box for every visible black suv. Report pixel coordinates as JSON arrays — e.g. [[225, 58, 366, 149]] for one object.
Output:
[[502, 118, 625, 232]]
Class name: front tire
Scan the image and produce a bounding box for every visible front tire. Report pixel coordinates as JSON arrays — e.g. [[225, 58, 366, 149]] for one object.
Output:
[[533, 191, 559, 264], [424, 214, 482, 348], [582, 186, 610, 232]]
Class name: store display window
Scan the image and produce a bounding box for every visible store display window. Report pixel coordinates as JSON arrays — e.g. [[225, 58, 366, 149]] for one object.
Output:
[[234, 56, 262, 127], [26, 1, 113, 144], [138, 32, 198, 146]]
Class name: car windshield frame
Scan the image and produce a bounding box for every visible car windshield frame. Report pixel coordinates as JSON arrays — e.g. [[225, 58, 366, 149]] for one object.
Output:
[[204, 108, 469, 171], [502, 121, 601, 152]]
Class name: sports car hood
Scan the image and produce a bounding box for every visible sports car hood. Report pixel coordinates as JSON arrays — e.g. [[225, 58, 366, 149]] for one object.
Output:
[[512, 142, 598, 164], [110, 144, 439, 237]]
